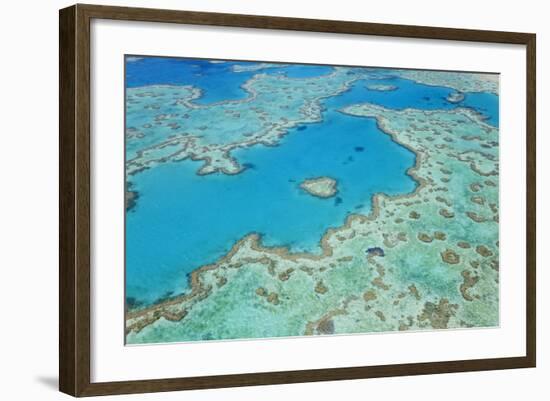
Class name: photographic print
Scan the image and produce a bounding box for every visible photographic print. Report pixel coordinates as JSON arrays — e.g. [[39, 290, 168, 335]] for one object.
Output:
[[124, 56, 499, 345]]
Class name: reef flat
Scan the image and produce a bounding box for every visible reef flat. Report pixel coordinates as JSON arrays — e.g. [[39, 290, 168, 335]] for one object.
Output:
[[232, 62, 288, 72], [366, 84, 398, 91], [125, 189, 138, 211], [125, 68, 361, 179], [300, 177, 338, 198], [446, 91, 465, 103], [394, 69, 499, 95]]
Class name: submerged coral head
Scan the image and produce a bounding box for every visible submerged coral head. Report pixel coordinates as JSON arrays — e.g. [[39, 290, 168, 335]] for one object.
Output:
[[366, 247, 385, 257]]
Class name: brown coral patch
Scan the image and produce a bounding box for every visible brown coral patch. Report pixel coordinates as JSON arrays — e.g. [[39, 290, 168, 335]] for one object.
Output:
[[162, 309, 188, 322], [266, 292, 280, 305], [441, 249, 460, 264], [409, 211, 421, 219], [418, 233, 433, 243], [315, 280, 328, 294], [435, 196, 452, 206], [278, 268, 295, 281], [375, 311, 386, 322], [399, 316, 415, 331], [371, 264, 390, 290], [471, 195, 485, 205], [372, 277, 390, 291], [363, 290, 377, 302], [408, 284, 421, 300], [466, 211, 487, 223], [476, 245, 493, 257], [469, 183, 482, 192], [418, 299, 458, 329], [125, 190, 138, 211], [460, 270, 480, 301], [317, 319, 335, 335]]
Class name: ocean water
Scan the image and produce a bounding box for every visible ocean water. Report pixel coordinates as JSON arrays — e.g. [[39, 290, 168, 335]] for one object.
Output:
[[126, 57, 498, 123], [127, 58, 251, 104], [126, 57, 333, 104], [462, 92, 499, 126], [125, 58, 499, 305], [352, 76, 498, 126]]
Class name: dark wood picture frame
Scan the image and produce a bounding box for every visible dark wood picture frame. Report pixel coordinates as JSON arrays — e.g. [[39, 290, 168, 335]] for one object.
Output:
[[59, 3, 536, 397]]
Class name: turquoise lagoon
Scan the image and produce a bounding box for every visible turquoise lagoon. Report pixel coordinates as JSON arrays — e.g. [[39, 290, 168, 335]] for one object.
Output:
[[125, 57, 498, 306]]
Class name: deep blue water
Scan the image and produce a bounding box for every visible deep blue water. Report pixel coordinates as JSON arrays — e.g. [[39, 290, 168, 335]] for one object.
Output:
[[125, 58, 499, 305], [126, 56, 334, 104], [462, 92, 499, 126], [356, 76, 499, 126], [127, 57, 260, 104]]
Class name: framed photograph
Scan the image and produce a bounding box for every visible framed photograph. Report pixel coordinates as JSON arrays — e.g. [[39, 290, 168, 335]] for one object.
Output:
[[59, 4, 536, 397]]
